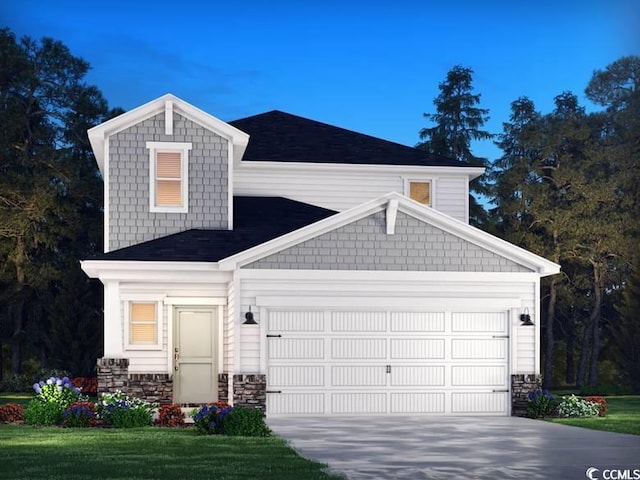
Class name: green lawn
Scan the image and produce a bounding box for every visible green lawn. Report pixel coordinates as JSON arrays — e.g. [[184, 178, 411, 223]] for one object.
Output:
[[0, 425, 342, 480], [549, 396, 640, 435], [0, 393, 32, 408]]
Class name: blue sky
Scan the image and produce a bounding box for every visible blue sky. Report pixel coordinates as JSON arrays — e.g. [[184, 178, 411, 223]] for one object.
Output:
[[2, 1, 638, 161]]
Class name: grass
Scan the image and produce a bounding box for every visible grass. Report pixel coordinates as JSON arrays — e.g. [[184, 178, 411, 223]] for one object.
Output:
[[0, 425, 342, 480], [549, 395, 640, 435]]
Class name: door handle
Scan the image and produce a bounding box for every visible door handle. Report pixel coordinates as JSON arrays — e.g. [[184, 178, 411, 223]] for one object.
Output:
[[174, 365, 178, 371]]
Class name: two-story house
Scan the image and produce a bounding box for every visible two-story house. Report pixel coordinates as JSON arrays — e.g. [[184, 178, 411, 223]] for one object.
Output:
[[81, 94, 559, 416]]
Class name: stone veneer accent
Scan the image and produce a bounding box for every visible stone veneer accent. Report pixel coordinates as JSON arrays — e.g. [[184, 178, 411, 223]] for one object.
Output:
[[233, 374, 266, 413], [511, 374, 542, 416], [98, 357, 228, 405]]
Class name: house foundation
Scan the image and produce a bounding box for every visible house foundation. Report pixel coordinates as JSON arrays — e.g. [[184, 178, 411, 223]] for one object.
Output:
[[511, 374, 542, 416]]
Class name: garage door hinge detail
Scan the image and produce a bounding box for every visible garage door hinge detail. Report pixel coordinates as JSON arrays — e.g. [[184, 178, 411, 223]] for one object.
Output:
[[386, 365, 391, 374], [266, 390, 282, 394], [266, 334, 282, 338], [492, 389, 509, 393]]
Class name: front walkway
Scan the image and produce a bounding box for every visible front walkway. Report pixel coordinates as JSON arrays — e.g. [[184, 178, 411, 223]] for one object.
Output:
[[268, 416, 640, 479]]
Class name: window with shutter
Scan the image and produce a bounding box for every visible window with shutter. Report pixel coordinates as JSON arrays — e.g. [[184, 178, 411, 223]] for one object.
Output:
[[129, 302, 157, 345], [409, 181, 431, 206], [146, 142, 192, 213]]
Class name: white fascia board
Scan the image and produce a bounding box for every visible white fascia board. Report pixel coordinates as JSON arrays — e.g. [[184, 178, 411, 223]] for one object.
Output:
[[88, 93, 249, 174], [81, 260, 230, 283], [236, 160, 485, 179], [221, 191, 560, 275]]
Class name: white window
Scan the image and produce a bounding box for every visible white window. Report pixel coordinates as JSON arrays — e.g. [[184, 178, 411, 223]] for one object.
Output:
[[406, 180, 432, 206], [146, 142, 192, 213], [125, 301, 162, 350]]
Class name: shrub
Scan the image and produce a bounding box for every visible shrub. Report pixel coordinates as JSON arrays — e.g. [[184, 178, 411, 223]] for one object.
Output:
[[71, 377, 98, 396], [156, 404, 185, 427], [0, 403, 25, 423], [33, 376, 83, 409], [62, 401, 97, 427], [98, 390, 157, 428], [32, 368, 71, 385], [557, 394, 600, 418], [0, 374, 31, 393], [24, 398, 64, 425], [584, 396, 607, 417], [526, 388, 557, 418], [191, 402, 232, 435], [220, 407, 271, 437]]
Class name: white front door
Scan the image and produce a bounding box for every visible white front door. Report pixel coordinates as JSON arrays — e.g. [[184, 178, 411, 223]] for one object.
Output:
[[266, 309, 510, 416], [174, 307, 218, 404]]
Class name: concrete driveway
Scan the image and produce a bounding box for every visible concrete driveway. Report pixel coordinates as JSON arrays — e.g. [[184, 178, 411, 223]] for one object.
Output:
[[267, 416, 640, 479]]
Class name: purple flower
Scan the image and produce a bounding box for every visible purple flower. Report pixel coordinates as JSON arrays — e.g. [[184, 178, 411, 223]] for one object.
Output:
[[46, 378, 54, 385], [33, 383, 42, 394]]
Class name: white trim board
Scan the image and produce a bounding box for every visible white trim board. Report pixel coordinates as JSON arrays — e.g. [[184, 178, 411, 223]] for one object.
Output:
[[254, 296, 522, 310]]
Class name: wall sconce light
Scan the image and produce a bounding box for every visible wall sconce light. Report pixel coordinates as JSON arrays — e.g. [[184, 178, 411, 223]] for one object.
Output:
[[243, 307, 257, 325], [520, 307, 534, 326]]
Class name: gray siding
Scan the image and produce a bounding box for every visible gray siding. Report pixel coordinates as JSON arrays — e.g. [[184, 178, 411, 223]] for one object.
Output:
[[109, 112, 228, 250], [246, 211, 532, 272]]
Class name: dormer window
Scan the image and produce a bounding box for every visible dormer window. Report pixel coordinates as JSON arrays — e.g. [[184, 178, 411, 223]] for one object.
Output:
[[407, 180, 432, 206], [147, 142, 192, 213]]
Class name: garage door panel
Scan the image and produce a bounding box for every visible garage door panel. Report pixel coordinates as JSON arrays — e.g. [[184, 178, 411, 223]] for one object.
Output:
[[269, 311, 325, 332], [332, 311, 386, 332], [269, 393, 325, 415], [391, 338, 445, 359], [451, 392, 508, 413], [332, 393, 386, 414], [451, 339, 507, 360], [390, 312, 445, 332], [452, 312, 507, 333], [391, 393, 445, 413], [331, 365, 386, 386], [332, 338, 386, 359], [269, 338, 324, 359], [451, 365, 507, 387], [269, 366, 324, 387], [390, 366, 445, 386]]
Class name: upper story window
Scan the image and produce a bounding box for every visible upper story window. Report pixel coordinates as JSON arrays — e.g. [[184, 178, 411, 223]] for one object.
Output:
[[146, 142, 192, 213], [407, 180, 432, 206]]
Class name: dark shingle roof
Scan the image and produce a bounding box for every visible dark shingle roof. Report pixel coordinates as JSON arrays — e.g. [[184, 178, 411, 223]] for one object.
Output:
[[91, 197, 336, 262], [229, 110, 469, 167]]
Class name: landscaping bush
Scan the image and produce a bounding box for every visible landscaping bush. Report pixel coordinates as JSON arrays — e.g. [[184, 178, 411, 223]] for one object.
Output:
[[584, 396, 607, 417], [32, 368, 71, 385], [220, 407, 271, 437], [527, 388, 557, 418], [33, 376, 83, 409], [557, 394, 600, 418], [24, 398, 65, 425], [0, 374, 31, 393], [0, 403, 25, 423], [71, 377, 98, 396], [191, 402, 232, 435], [98, 390, 156, 428], [156, 404, 185, 427], [62, 402, 97, 427]]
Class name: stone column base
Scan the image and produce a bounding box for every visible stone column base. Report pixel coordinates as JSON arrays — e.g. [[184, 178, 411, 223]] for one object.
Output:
[[511, 374, 542, 416], [233, 374, 266, 413]]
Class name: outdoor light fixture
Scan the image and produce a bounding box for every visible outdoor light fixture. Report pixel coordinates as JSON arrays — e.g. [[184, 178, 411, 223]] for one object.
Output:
[[520, 307, 534, 326], [243, 307, 257, 325]]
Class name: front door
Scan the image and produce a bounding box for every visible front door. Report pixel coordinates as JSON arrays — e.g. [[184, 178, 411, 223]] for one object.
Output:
[[174, 307, 218, 404]]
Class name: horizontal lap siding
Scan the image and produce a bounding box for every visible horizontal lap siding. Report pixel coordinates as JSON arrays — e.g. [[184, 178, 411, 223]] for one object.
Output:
[[234, 168, 469, 222]]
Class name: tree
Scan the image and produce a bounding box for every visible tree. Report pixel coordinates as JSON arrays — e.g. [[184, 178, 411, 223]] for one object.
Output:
[[0, 28, 111, 375], [417, 65, 493, 226], [613, 259, 640, 391]]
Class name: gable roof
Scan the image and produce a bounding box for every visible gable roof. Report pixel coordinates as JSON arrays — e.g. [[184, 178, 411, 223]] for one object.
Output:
[[89, 196, 337, 262], [88, 94, 249, 174], [229, 110, 471, 167], [219, 192, 561, 276]]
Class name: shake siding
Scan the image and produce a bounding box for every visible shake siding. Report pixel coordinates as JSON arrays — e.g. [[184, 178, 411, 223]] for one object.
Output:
[[234, 168, 470, 222], [247, 211, 532, 272], [238, 277, 538, 374], [108, 112, 229, 251]]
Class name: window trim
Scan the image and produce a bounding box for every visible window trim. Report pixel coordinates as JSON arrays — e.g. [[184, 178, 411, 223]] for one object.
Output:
[[404, 178, 435, 207], [124, 298, 163, 351], [147, 141, 192, 213]]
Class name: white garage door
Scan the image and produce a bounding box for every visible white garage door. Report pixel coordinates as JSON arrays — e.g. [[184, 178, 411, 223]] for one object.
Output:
[[266, 309, 510, 415]]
